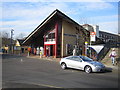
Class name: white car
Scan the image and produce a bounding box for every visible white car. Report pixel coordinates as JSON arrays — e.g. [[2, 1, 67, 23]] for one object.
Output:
[[60, 56, 106, 73]]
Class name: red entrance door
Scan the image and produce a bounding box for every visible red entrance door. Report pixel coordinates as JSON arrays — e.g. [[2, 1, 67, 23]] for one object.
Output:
[[45, 45, 55, 57]]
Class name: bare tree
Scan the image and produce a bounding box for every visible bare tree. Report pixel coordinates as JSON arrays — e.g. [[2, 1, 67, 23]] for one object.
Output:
[[0, 31, 9, 38], [0, 31, 10, 48], [79, 17, 89, 25], [15, 33, 26, 39]]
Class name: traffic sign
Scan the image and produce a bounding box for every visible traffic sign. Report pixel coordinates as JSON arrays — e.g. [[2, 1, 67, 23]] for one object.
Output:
[[90, 32, 96, 41]]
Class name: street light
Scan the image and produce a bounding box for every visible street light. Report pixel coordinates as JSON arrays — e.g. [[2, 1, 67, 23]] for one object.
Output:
[[11, 29, 14, 44], [10, 29, 14, 53]]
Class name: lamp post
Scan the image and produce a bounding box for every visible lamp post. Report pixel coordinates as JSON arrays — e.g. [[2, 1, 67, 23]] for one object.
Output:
[[10, 29, 14, 54], [76, 34, 79, 56], [90, 32, 96, 58]]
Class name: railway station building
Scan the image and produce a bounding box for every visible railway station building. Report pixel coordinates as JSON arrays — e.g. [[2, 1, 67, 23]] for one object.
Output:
[[23, 9, 90, 58]]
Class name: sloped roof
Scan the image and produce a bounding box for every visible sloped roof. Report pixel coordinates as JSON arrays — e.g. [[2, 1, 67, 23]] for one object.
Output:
[[23, 9, 86, 45], [16, 39, 25, 46]]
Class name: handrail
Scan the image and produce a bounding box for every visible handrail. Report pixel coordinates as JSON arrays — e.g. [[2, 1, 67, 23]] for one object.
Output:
[[97, 40, 119, 61]]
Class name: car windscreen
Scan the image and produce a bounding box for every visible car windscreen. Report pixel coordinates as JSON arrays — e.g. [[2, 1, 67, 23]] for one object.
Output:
[[79, 56, 93, 62]]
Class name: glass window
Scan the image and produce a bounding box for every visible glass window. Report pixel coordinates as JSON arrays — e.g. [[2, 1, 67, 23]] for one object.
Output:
[[72, 56, 81, 61], [51, 33, 55, 39], [45, 32, 55, 42], [79, 56, 92, 62], [66, 56, 82, 62]]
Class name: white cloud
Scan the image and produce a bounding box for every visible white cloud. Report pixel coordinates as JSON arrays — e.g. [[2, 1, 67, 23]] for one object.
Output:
[[98, 21, 118, 34], [1, 20, 39, 30], [1, 20, 41, 38], [78, 14, 118, 26], [87, 15, 117, 24], [2, 2, 115, 21], [1, 0, 120, 2], [84, 2, 114, 10], [1, 2, 70, 38], [2, 2, 68, 21], [1, 1, 118, 39]]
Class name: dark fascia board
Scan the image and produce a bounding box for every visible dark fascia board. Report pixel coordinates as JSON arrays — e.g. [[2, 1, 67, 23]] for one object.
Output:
[[23, 9, 58, 44], [56, 9, 80, 26], [23, 9, 84, 44]]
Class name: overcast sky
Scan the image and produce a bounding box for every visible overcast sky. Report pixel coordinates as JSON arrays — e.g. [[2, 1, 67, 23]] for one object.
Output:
[[1, 0, 119, 38]]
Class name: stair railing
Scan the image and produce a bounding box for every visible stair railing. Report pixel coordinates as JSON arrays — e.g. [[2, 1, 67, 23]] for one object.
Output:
[[97, 41, 111, 61]]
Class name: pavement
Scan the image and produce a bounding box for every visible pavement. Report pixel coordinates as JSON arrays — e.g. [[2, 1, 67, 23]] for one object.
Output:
[[2, 53, 119, 71], [101, 59, 119, 71], [26, 54, 119, 70]]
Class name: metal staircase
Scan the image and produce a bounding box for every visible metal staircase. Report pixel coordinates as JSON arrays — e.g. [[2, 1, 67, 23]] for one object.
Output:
[[97, 41, 119, 61], [101, 48, 119, 66]]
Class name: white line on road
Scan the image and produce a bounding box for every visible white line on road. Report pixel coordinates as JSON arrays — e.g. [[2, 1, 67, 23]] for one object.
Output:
[[31, 82, 63, 88], [4, 81, 63, 88]]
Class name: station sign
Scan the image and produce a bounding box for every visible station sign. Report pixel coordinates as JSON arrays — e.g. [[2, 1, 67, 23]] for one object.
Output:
[[90, 32, 96, 41]]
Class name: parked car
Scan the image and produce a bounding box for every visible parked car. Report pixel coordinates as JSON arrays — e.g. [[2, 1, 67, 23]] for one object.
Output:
[[60, 56, 106, 73]]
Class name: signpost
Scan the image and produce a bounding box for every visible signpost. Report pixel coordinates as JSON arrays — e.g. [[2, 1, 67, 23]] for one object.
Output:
[[90, 32, 96, 58], [90, 32, 96, 42]]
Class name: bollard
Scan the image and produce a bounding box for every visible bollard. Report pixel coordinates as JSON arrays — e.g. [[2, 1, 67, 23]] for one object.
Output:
[[40, 51, 42, 58], [28, 52, 30, 57]]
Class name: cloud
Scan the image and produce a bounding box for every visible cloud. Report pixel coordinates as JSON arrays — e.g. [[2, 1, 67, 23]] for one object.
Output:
[[1, 0, 120, 2], [1, 20, 40, 32], [85, 15, 117, 24], [1, 2, 70, 38], [84, 2, 114, 10], [1, 2, 118, 39], [2, 2, 115, 21], [2, 2, 68, 20], [84, 15, 118, 34], [74, 1, 115, 12], [98, 21, 118, 34]]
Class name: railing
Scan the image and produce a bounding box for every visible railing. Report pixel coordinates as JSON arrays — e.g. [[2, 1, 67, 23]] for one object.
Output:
[[97, 46, 110, 61], [97, 40, 119, 61], [97, 41, 111, 61]]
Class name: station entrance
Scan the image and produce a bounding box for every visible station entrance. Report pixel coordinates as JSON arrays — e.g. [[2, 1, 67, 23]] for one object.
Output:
[[50, 45, 54, 56], [45, 45, 55, 57]]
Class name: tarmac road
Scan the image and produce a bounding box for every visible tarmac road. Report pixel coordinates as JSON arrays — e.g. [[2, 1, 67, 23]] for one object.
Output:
[[2, 54, 119, 89]]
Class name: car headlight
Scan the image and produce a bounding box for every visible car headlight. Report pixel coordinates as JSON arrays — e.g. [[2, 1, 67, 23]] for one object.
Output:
[[95, 65, 105, 68], [92, 64, 100, 67], [91, 63, 97, 67], [94, 65, 99, 67]]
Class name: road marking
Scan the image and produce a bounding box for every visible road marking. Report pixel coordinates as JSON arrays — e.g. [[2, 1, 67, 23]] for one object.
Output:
[[21, 59, 23, 62], [4, 81, 63, 88], [30, 82, 63, 88]]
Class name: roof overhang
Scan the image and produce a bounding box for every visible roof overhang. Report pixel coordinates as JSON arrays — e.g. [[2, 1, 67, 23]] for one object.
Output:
[[23, 9, 86, 45], [23, 10, 58, 45]]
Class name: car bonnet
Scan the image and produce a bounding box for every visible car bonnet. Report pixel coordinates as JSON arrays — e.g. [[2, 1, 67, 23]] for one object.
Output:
[[88, 61, 103, 66]]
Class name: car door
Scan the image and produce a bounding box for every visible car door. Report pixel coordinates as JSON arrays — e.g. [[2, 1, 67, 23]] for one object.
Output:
[[70, 56, 83, 70], [65, 56, 75, 68]]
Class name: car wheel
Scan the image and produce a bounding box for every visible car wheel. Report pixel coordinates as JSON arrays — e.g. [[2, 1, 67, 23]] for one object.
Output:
[[85, 66, 92, 73], [61, 63, 67, 70]]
